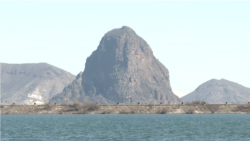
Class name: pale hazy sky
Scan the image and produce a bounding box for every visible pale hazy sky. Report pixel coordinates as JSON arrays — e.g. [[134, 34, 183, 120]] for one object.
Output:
[[1, 1, 250, 97]]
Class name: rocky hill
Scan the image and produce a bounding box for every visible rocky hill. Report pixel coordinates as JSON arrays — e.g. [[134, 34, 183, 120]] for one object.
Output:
[[50, 26, 181, 104], [1, 63, 75, 105], [181, 79, 250, 104]]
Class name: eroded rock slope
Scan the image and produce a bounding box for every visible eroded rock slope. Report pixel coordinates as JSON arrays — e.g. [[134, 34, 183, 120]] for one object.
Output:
[[181, 79, 250, 104], [50, 26, 181, 104], [1, 63, 75, 105]]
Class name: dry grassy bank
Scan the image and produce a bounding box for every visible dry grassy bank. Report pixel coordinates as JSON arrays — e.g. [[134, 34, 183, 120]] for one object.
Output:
[[1, 102, 250, 115]]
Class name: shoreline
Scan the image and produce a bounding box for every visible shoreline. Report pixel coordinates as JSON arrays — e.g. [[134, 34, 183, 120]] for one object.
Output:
[[1, 104, 250, 115]]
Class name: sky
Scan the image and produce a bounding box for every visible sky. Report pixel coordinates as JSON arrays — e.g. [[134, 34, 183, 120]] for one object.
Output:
[[1, 1, 250, 97]]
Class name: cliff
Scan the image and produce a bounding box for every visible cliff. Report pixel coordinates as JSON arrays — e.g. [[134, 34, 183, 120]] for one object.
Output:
[[50, 26, 180, 104]]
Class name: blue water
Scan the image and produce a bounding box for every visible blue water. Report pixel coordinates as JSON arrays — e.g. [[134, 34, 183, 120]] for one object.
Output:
[[1, 114, 250, 141]]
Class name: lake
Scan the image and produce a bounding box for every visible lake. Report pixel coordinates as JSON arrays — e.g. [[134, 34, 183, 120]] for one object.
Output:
[[1, 114, 250, 141]]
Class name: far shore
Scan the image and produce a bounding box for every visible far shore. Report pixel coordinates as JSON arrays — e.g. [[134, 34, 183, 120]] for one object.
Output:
[[1, 103, 250, 115]]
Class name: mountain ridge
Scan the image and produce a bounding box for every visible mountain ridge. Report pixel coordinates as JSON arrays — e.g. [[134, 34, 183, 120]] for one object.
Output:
[[1, 62, 75, 105], [181, 78, 250, 104]]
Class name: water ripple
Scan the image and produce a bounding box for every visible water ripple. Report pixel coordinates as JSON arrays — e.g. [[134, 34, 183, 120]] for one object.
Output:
[[1, 114, 250, 141]]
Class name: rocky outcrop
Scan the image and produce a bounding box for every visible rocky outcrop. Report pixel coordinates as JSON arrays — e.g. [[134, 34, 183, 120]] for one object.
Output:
[[50, 26, 181, 104], [1, 63, 75, 105], [181, 79, 250, 104]]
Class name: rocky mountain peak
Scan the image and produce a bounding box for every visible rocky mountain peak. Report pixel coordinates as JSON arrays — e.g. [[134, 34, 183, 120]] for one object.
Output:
[[103, 26, 136, 38], [50, 26, 181, 104]]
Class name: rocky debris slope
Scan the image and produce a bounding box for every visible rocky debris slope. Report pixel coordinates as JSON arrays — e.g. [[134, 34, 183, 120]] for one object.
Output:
[[1, 63, 75, 105], [181, 79, 250, 104], [50, 26, 181, 104]]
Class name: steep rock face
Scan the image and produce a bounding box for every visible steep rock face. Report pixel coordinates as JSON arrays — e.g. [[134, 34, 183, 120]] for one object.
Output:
[[181, 79, 250, 104], [1, 63, 75, 105], [50, 26, 181, 104]]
